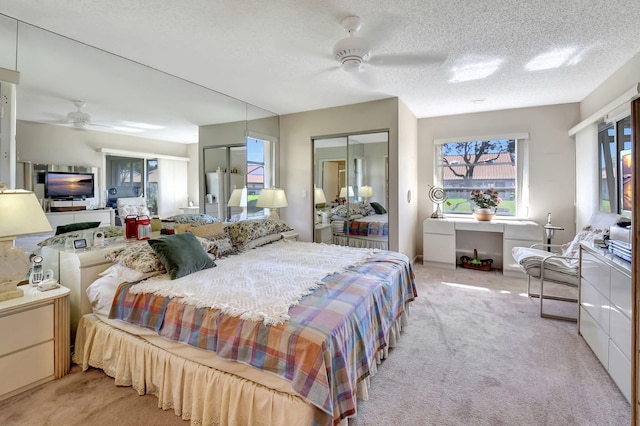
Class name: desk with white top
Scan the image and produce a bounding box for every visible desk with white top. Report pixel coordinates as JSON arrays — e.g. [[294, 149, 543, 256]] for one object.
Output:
[[423, 217, 543, 276]]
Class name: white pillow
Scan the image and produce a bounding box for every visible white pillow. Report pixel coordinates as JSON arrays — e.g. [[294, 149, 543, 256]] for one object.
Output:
[[99, 263, 158, 282], [86, 275, 122, 316]]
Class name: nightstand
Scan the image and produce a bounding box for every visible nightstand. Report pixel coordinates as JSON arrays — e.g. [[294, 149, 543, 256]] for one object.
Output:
[[315, 223, 332, 244], [0, 284, 70, 402]]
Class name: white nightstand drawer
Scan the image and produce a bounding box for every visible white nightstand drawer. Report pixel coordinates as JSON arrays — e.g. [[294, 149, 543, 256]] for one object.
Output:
[[0, 341, 54, 396], [0, 304, 53, 357]]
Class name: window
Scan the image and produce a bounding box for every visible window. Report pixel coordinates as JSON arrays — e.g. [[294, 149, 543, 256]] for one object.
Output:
[[435, 137, 528, 217], [598, 115, 631, 215], [246, 137, 265, 216], [202, 136, 275, 221]]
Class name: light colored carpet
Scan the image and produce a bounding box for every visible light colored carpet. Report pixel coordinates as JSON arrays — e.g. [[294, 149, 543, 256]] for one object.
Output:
[[0, 264, 630, 425]]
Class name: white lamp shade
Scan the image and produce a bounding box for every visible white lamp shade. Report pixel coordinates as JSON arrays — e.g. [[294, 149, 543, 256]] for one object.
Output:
[[0, 190, 52, 238], [256, 188, 288, 209], [358, 185, 374, 198], [314, 187, 327, 205], [339, 186, 354, 198], [227, 187, 247, 207]]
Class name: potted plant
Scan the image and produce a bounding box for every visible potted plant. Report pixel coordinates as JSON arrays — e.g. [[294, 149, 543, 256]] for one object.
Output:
[[470, 188, 502, 221]]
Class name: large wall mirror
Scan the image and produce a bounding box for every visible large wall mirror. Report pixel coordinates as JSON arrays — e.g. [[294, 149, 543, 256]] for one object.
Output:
[[313, 131, 389, 249], [0, 14, 278, 220]]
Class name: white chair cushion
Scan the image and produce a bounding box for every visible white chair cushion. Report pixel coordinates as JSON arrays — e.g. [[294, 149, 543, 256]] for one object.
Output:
[[512, 246, 579, 286]]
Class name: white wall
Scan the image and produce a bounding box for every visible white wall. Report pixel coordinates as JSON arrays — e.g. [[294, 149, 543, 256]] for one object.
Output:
[[398, 100, 419, 260], [280, 98, 412, 255], [417, 103, 580, 254], [580, 51, 640, 119], [16, 120, 191, 212]]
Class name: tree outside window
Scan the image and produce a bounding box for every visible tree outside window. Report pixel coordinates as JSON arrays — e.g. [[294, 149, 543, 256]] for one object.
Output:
[[437, 139, 516, 215]]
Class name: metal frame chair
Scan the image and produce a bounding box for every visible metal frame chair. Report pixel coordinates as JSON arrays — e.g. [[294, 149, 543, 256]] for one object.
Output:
[[523, 243, 579, 322], [514, 212, 622, 322]]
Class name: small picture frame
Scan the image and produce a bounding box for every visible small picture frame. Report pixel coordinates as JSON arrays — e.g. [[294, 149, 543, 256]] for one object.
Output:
[[73, 238, 88, 250]]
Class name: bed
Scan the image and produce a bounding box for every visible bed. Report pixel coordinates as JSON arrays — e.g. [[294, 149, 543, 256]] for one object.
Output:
[[329, 203, 389, 250], [70, 219, 416, 426]]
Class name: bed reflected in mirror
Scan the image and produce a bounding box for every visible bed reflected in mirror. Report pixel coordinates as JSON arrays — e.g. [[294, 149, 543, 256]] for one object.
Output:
[[313, 131, 389, 249]]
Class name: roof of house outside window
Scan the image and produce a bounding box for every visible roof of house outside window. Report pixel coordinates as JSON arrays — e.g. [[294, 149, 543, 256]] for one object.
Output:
[[443, 153, 515, 180]]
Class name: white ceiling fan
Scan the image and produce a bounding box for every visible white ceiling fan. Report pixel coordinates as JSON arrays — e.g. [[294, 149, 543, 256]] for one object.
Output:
[[63, 100, 136, 132], [66, 100, 92, 127], [332, 16, 446, 73]]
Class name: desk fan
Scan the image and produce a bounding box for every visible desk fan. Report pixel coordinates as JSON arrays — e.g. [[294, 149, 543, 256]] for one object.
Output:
[[428, 186, 447, 218]]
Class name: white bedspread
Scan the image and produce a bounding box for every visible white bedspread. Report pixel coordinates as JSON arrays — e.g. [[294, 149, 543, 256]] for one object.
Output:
[[128, 240, 375, 325]]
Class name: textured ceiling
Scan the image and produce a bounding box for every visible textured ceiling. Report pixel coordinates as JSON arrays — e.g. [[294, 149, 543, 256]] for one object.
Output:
[[1, 0, 640, 143]]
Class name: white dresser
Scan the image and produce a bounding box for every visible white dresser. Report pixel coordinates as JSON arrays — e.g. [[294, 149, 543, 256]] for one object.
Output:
[[45, 208, 115, 230], [579, 242, 631, 402], [423, 218, 542, 275], [0, 285, 70, 401]]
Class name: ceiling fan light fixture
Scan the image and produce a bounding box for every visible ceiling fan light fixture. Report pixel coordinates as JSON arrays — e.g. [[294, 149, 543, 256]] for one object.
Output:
[[333, 36, 370, 71], [342, 58, 363, 72]]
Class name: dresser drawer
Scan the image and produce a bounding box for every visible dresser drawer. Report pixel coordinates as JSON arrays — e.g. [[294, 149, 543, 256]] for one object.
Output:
[[580, 280, 610, 331], [608, 340, 631, 403], [610, 267, 631, 319], [580, 252, 610, 297], [609, 305, 631, 360], [0, 304, 53, 357], [0, 341, 54, 397], [423, 219, 455, 235], [579, 307, 609, 367]]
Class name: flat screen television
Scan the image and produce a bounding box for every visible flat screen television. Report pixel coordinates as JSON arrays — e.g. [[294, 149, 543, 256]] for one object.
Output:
[[44, 171, 95, 200]]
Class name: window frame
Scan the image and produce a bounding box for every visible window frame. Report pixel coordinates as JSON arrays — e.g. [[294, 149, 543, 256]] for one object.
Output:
[[434, 133, 529, 218]]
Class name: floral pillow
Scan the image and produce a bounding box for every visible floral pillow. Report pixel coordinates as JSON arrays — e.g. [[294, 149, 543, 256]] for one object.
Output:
[[189, 223, 225, 238], [206, 232, 236, 258], [105, 243, 166, 273], [223, 219, 292, 249], [166, 213, 220, 224]]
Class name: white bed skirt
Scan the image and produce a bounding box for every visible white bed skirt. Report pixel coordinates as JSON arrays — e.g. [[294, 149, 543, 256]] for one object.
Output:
[[332, 234, 388, 250], [73, 309, 409, 425]]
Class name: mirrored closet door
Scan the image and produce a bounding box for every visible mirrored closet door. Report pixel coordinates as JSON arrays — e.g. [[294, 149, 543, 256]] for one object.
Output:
[[313, 132, 389, 249]]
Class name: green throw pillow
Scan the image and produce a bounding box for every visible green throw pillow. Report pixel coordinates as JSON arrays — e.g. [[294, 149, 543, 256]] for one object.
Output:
[[370, 202, 387, 215], [147, 232, 216, 279], [55, 221, 101, 236]]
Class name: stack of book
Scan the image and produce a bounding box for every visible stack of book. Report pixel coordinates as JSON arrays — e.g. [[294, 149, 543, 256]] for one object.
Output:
[[608, 239, 632, 262]]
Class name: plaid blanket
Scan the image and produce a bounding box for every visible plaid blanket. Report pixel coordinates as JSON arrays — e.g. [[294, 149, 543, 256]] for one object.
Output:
[[344, 220, 389, 236], [109, 250, 416, 425]]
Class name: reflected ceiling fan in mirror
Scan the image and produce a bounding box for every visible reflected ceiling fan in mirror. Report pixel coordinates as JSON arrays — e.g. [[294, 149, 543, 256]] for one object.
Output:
[[51, 100, 153, 134], [332, 16, 447, 73], [66, 100, 92, 128]]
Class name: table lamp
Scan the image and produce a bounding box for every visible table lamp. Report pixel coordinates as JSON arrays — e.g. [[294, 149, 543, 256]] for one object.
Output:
[[227, 187, 248, 220], [339, 186, 354, 202], [314, 186, 327, 207], [0, 188, 53, 301], [358, 185, 374, 203], [256, 188, 288, 220]]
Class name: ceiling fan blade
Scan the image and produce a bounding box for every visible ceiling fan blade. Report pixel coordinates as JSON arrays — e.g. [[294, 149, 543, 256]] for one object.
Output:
[[369, 52, 448, 67]]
